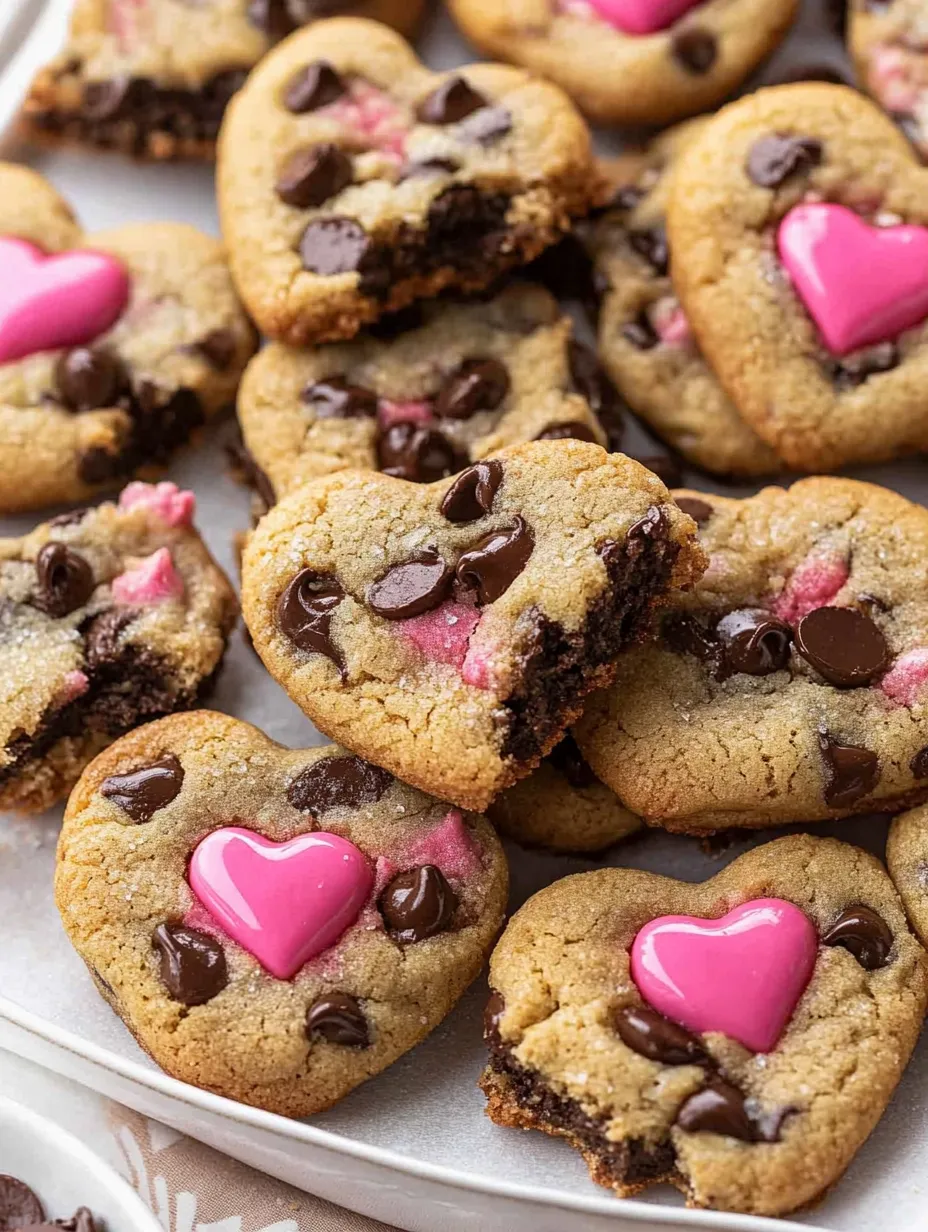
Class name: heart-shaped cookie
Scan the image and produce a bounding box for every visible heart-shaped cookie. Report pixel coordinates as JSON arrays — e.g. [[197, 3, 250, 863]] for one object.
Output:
[[849, 0, 928, 161], [56, 710, 508, 1116], [241, 440, 705, 811], [667, 83, 928, 471], [217, 17, 595, 344], [0, 483, 236, 814], [576, 478, 928, 832], [236, 282, 608, 507], [0, 163, 255, 512], [22, 0, 426, 161], [482, 834, 928, 1215]]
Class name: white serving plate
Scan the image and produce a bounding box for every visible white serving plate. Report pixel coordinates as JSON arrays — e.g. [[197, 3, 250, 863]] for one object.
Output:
[[2, 2, 928, 1230]]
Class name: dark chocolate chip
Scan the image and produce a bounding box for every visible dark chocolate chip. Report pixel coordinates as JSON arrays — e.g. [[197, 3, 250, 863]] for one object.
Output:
[[715, 608, 792, 677], [377, 423, 461, 483], [615, 1004, 710, 1066], [368, 549, 453, 620], [535, 421, 599, 443], [380, 864, 458, 943], [300, 217, 370, 275], [287, 754, 392, 813], [626, 506, 670, 548], [34, 543, 95, 617], [303, 376, 378, 419], [366, 304, 425, 339], [819, 733, 880, 807], [152, 923, 228, 1006], [622, 313, 659, 350], [796, 607, 890, 688], [547, 732, 597, 790], [830, 343, 899, 390], [56, 346, 126, 412], [306, 992, 370, 1045], [746, 134, 823, 188], [441, 459, 504, 523], [82, 77, 131, 121], [459, 106, 512, 145], [671, 28, 718, 74], [194, 328, 237, 371], [628, 226, 669, 275], [822, 905, 893, 970], [455, 517, 534, 604], [417, 76, 488, 125], [435, 358, 510, 420], [484, 989, 505, 1039], [662, 612, 718, 664], [911, 746, 928, 779], [633, 453, 683, 489], [677, 1080, 787, 1142], [0, 1175, 45, 1230], [276, 143, 353, 208], [283, 60, 346, 113], [675, 496, 714, 525], [100, 754, 185, 823], [277, 569, 345, 670], [399, 156, 460, 180]]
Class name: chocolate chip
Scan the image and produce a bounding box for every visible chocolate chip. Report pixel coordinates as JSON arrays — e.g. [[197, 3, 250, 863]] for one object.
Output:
[[628, 226, 669, 275], [300, 217, 370, 276], [622, 313, 658, 350], [100, 754, 184, 823], [368, 549, 453, 620], [716, 608, 792, 677], [819, 733, 880, 808], [0, 1176, 45, 1230], [302, 376, 378, 418], [746, 134, 823, 188], [768, 63, 850, 87], [277, 569, 345, 670], [535, 421, 600, 443], [675, 496, 714, 524], [615, 1005, 710, 1066], [822, 905, 893, 970], [306, 992, 370, 1046], [82, 77, 131, 121], [671, 28, 718, 74], [626, 506, 670, 548], [435, 358, 510, 420], [911, 746, 928, 779], [677, 1079, 787, 1142], [377, 423, 461, 483], [456, 517, 534, 604], [34, 543, 95, 617], [484, 989, 505, 1039], [547, 732, 597, 789], [194, 328, 237, 371], [634, 453, 683, 488], [459, 106, 512, 145], [662, 612, 719, 663], [283, 60, 346, 113], [287, 754, 392, 812], [796, 607, 890, 688], [441, 459, 504, 523], [276, 143, 353, 208], [56, 346, 126, 411], [568, 340, 625, 449], [399, 157, 460, 180], [152, 923, 228, 1006], [417, 76, 488, 125], [830, 342, 899, 389], [380, 865, 458, 943]]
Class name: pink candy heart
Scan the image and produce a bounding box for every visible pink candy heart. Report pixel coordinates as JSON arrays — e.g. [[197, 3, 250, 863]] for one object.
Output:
[[778, 203, 928, 355], [585, 0, 705, 35], [631, 898, 818, 1053], [0, 237, 130, 365], [189, 827, 374, 980]]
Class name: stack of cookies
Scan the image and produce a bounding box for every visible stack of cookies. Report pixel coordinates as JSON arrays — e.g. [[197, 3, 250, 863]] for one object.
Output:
[[6, 0, 928, 1221]]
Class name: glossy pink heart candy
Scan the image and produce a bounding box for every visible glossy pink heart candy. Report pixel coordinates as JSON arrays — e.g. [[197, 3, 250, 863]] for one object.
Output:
[[631, 898, 818, 1053], [585, 0, 705, 35], [778, 203, 928, 355], [189, 827, 373, 980], [0, 237, 129, 365]]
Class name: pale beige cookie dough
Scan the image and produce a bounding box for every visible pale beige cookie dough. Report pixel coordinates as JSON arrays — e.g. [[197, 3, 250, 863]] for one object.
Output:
[[887, 801, 928, 946], [849, 0, 928, 160]]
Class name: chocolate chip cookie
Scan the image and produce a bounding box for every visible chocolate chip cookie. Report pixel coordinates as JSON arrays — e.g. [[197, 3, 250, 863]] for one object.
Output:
[[0, 483, 236, 814], [0, 162, 255, 512], [446, 0, 799, 127], [849, 0, 928, 159], [481, 833, 928, 1215], [56, 710, 508, 1115], [241, 440, 705, 812], [217, 18, 596, 344], [237, 282, 607, 503], [887, 801, 928, 947], [576, 480, 928, 833], [22, 0, 425, 161]]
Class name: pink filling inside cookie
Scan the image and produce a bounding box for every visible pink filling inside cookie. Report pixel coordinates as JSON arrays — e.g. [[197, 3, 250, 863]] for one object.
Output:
[[651, 297, 692, 347], [107, 0, 146, 54], [868, 44, 922, 115], [377, 399, 434, 428], [401, 600, 480, 670], [326, 82, 408, 160], [111, 548, 184, 605], [773, 552, 849, 625], [398, 810, 483, 881], [55, 669, 89, 706], [118, 481, 195, 528], [461, 636, 504, 691], [881, 648, 928, 706]]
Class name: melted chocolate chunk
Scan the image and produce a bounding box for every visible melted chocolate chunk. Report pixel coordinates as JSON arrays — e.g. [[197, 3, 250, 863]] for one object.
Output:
[[306, 992, 370, 1046], [819, 733, 880, 807], [0, 1176, 45, 1230], [380, 864, 458, 942], [535, 421, 599, 443], [622, 312, 658, 350], [300, 217, 370, 275], [100, 754, 184, 823], [822, 905, 893, 970], [634, 453, 683, 489], [56, 346, 126, 411], [153, 923, 228, 1006], [547, 732, 597, 789], [287, 754, 392, 813], [417, 76, 488, 125], [675, 496, 714, 524], [303, 376, 378, 418], [628, 226, 669, 275], [456, 517, 534, 604], [399, 156, 460, 180], [671, 28, 718, 74], [676, 1079, 784, 1142], [194, 328, 238, 371], [368, 549, 453, 619], [829, 342, 899, 390], [716, 608, 792, 677], [441, 459, 504, 523], [459, 106, 513, 145], [276, 143, 353, 208], [434, 358, 510, 420], [911, 746, 928, 779], [71, 69, 243, 149], [82, 77, 131, 121], [662, 611, 718, 664], [34, 543, 95, 617], [484, 989, 505, 1039], [746, 134, 823, 188], [377, 423, 461, 483], [277, 570, 345, 670], [283, 60, 346, 113], [795, 607, 889, 688], [615, 1005, 710, 1066]]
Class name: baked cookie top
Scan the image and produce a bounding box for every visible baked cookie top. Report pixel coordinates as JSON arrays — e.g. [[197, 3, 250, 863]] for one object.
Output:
[[849, 0, 928, 161], [887, 800, 928, 948]]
